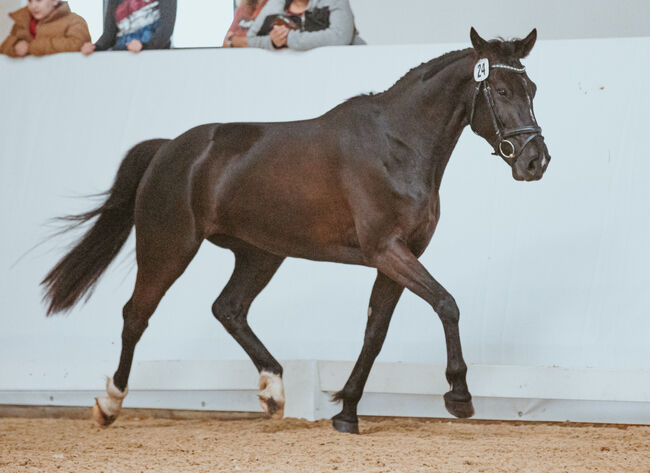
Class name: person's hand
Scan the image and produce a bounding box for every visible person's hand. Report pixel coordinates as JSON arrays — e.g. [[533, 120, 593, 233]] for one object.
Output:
[[270, 25, 289, 48], [14, 40, 29, 57], [126, 39, 143, 53], [81, 42, 95, 56], [223, 32, 233, 47], [231, 35, 248, 48]]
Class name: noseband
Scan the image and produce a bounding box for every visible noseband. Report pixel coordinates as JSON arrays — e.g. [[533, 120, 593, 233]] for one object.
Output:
[[469, 60, 544, 160]]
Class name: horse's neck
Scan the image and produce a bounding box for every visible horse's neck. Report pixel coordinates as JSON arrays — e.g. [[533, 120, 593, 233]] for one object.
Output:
[[381, 58, 473, 191]]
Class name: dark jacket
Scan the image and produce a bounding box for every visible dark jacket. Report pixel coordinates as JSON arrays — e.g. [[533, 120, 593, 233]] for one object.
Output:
[[95, 0, 177, 51]]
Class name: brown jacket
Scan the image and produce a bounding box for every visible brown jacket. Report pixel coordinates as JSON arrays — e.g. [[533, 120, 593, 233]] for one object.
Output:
[[0, 2, 91, 57]]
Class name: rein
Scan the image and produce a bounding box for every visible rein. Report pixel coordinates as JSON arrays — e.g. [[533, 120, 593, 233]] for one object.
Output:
[[469, 60, 544, 160]]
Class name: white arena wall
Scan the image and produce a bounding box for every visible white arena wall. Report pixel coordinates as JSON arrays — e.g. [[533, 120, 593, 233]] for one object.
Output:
[[351, 0, 650, 45], [0, 37, 649, 424]]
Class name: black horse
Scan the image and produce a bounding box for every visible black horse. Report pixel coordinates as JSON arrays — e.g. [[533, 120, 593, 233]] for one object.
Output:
[[42, 28, 550, 433]]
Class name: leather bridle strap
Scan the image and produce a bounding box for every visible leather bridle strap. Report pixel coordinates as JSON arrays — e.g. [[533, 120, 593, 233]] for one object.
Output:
[[469, 63, 544, 160]]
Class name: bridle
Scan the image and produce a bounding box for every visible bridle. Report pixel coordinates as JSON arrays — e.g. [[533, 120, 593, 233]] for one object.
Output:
[[469, 60, 544, 161]]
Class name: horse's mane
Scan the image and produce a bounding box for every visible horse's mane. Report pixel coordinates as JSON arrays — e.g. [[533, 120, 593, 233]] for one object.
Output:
[[340, 48, 473, 106], [421, 48, 475, 81], [344, 38, 523, 104], [387, 37, 525, 92], [388, 48, 474, 93]]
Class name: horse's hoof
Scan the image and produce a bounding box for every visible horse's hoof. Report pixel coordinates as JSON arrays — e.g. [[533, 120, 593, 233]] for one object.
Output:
[[258, 371, 285, 418], [444, 392, 475, 418], [332, 418, 360, 434], [92, 398, 116, 427], [258, 395, 284, 418]]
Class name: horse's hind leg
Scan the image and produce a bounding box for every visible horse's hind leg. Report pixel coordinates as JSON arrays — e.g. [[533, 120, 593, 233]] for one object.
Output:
[[332, 272, 404, 434], [211, 245, 285, 416], [93, 237, 200, 427]]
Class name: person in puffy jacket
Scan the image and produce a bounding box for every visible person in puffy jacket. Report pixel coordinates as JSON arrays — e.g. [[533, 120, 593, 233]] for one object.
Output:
[[0, 0, 90, 57]]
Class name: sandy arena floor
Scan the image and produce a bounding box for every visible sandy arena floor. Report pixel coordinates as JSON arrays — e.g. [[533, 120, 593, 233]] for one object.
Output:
[[0, 414, 648, 473]]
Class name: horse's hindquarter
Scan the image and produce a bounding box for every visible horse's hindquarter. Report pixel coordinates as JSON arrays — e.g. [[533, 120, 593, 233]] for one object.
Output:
[[197, 120, 364, 263]]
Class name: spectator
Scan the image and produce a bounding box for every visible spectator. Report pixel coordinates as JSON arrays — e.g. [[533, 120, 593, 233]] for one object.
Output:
[[247, 0, 364, 51], [223, 0, 269, 48], [81, 0, 177, 55], [0, 0, 91, 58]]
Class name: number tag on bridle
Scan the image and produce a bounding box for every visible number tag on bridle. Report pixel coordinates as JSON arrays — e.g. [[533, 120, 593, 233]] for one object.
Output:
[[474, 58, 489, 82]]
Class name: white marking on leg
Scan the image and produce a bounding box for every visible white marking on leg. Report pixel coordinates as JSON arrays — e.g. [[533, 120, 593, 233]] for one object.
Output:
[[367, 306, 373, 318], [93, 377, 128, 425], [258, 371, 284, 417]]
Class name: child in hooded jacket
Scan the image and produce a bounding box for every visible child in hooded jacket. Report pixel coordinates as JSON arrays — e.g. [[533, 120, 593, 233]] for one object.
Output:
[[0, 0, 91, 57]]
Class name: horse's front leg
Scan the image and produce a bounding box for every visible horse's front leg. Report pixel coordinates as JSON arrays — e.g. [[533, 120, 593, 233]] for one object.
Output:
[[332, 272, 404, 434], [373, 240, 474, 419]]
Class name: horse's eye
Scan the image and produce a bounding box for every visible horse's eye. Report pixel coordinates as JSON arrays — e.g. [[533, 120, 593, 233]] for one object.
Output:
[[497, 88, 508, 96]]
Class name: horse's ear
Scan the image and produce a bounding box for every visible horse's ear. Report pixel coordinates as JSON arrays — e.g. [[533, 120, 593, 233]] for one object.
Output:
[[470, 27, 488, 53], [515, 28, 537, 58]]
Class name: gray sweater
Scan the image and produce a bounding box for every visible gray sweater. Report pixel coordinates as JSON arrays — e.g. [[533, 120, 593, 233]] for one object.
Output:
[[247, 0, 364, 51]]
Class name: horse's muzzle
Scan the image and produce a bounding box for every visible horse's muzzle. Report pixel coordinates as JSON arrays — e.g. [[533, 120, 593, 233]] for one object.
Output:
[[514, 140, 550, 181]]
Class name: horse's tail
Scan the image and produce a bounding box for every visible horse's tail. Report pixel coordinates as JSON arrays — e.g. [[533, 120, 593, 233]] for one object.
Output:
[[41, 139, 169, 315]]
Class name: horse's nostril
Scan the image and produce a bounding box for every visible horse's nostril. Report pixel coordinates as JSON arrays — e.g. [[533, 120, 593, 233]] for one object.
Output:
[[527, 157, 539, 174]]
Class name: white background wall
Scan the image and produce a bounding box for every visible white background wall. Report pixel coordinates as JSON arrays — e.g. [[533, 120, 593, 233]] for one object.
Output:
[[2, 1, 648, 48], [0, 0, 22, 40], [0, 38, 649, 422], [352, 0, 650, 45]]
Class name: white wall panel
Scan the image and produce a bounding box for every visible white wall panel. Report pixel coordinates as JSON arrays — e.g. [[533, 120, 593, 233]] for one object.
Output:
[[0, 38, 649, 422], [0, 0, 23, 41], [351, 0, 650, 45]]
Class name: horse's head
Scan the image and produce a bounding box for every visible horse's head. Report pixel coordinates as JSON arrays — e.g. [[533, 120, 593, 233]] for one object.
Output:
[[468, 28, 550, 181]]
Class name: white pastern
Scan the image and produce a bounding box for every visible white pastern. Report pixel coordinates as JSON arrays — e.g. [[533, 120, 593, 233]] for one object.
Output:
[[92, 377, 128, 425], [258, 371, 285, 417]]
